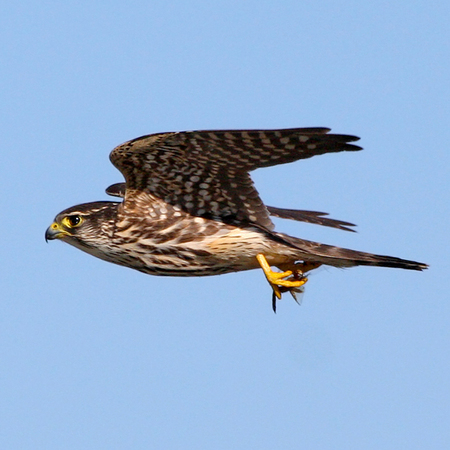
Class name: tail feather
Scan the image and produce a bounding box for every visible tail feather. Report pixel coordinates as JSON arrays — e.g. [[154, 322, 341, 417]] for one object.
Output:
[[276, 233, 428, 271], [347, 252, 428, 271]]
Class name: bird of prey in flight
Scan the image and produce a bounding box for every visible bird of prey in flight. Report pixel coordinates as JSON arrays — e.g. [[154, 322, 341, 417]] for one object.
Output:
[[45, 128, 427, 311]]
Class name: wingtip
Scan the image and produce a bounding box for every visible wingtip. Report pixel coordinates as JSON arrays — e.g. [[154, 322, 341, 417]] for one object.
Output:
[[105, 182, 126, 198]]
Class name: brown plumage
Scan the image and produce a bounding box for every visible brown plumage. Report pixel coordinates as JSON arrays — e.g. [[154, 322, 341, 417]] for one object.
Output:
[[45, 128, 427, 310]]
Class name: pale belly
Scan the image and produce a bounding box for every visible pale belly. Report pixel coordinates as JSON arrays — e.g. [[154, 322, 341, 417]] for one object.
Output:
[[109, 221, 299, 277]]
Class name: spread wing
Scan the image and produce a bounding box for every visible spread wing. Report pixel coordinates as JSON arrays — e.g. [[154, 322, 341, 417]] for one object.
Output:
[[109, 128, 361, 230]]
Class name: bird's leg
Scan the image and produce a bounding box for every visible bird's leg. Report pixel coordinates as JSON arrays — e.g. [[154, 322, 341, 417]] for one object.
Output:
[[256, 254, 309, 303], [257, 258, 323, 312]]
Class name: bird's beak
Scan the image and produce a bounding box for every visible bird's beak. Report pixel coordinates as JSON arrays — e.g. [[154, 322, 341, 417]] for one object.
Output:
[[45, 222, 70, 242]]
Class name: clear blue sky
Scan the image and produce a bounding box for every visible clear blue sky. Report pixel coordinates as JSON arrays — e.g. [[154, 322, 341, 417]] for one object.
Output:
[[1, 1, 448, 449]]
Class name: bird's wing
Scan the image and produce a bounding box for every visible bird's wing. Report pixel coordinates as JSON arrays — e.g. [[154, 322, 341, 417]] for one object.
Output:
[[266, 206, 356, 232], [105, 182, 126, 198], [109, 128, 361, 230], [106, 184, 357, 232]]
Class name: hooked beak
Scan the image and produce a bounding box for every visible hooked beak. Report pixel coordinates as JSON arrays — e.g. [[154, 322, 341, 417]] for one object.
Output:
[[45, 222, 70, 242]]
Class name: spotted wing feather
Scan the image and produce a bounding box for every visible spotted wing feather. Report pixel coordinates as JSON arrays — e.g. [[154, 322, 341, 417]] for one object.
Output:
[[109, 128, 361, 230], [106, 182, 356, 232]]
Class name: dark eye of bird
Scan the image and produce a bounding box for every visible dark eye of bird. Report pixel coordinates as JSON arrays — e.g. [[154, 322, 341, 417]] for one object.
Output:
[[67, 215, 81, 227]]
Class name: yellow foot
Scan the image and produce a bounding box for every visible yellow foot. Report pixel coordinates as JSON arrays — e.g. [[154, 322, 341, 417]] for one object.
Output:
[[256, 254, 309, 311]]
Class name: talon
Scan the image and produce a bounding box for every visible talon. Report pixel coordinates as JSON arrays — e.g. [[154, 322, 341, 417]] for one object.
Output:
[[257, 254, 309, 309]]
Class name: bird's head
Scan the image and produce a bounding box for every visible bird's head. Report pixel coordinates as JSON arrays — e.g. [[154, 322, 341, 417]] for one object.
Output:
[[45, 201, 120, 258]]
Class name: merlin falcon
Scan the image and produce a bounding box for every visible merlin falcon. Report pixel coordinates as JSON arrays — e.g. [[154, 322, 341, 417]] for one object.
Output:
[[45, 128, 427, 311]]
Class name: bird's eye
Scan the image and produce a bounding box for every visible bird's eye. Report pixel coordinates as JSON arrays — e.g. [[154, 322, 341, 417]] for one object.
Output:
[[66, 215, 82, 227]]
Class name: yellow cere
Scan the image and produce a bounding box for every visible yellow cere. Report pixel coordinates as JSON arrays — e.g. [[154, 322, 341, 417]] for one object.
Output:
[[47, 221, 71, 239]]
